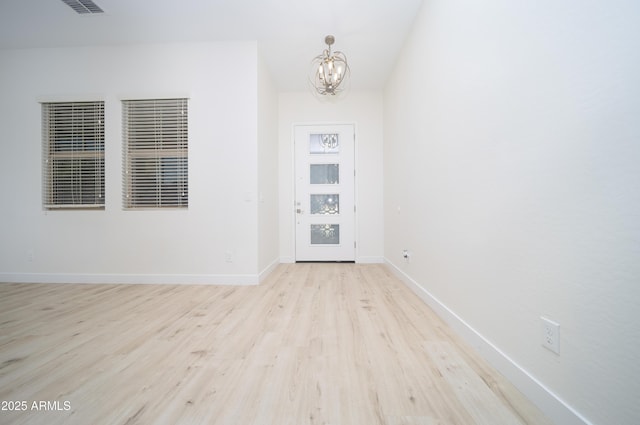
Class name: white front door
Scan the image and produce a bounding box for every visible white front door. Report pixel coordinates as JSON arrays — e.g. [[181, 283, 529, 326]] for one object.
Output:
[[294, 124, 355, 262]]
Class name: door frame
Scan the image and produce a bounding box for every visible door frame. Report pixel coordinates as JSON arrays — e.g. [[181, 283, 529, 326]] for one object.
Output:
[[291, 122, 358, 262]]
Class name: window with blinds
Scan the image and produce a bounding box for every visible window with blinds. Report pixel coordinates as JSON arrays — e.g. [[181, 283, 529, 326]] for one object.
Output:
[[42, 101, 105, 209], [122, 98, 189, 209]]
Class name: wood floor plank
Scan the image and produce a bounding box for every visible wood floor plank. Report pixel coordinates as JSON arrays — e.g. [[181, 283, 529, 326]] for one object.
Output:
[[0, 264, 553, 425]]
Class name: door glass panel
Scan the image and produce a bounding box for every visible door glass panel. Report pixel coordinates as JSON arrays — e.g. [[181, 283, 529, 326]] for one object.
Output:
[[310, 224, 340, 245], [310, 133, 339, 154], [310, 194, 339, 215], [310, 164, 339, 184]]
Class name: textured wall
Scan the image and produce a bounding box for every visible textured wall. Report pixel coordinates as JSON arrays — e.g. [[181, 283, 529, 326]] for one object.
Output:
[[384, 1, 640, 424]]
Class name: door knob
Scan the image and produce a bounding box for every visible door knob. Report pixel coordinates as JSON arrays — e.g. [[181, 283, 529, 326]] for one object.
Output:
[[296, 208, 303, 214]]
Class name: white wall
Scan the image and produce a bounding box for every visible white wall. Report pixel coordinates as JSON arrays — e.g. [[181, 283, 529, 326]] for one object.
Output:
[[0, 41, 267, 284], [257, 52, 280, 278], [278, 91, 384, 263], [384, 1, 640, 425]]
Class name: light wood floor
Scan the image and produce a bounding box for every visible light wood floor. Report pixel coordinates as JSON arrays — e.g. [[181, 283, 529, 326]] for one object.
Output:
[[0, 263, 552, 425]]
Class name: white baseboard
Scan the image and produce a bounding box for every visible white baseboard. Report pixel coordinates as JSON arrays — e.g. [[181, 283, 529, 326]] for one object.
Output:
[[384, 259, 593, 425], [258, 259, 280, 283], [0, 273, 259, 286]]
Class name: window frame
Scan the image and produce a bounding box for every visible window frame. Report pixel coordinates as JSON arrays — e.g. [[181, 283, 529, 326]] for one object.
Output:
[[41, 100, 105, 210], [122, 98, 189, 209]]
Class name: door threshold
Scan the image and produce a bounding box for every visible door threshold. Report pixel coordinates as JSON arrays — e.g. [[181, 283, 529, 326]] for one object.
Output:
[[295, 260, 356, 264]]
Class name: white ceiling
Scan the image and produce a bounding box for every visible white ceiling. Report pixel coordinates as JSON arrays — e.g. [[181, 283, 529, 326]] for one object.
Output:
[[0, 0, 423, 91]]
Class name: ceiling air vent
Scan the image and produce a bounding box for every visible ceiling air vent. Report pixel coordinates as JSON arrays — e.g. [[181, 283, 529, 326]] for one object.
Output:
[[61, 0, 104, 14]]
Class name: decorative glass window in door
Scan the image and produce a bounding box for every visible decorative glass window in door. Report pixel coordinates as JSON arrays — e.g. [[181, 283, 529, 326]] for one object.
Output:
[[311, 224, 340, 244], [310, 164, 339, 184], [309, 133, 339, 154], [310, 194, 339, 215]]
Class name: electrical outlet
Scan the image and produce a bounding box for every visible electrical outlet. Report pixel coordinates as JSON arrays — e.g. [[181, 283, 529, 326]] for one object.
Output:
[[402, 249, 410, 262], [541, 316, 560, 354]]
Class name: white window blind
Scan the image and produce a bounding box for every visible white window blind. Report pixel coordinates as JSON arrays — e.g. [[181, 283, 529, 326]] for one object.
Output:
[[42, 101, 105, 209], [122, 98, 188, 208]]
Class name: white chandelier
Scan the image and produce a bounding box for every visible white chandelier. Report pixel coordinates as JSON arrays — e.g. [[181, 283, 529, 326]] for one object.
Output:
[[310, 35, 350, 96]]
